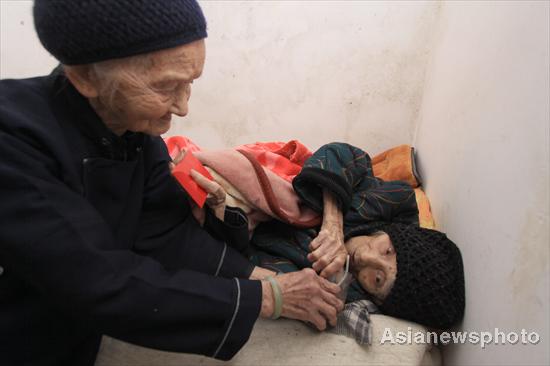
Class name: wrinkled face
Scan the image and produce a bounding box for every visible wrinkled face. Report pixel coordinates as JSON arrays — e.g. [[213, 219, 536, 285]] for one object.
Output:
[[93, 39, 206, 136], [345, 233, 397, 303]]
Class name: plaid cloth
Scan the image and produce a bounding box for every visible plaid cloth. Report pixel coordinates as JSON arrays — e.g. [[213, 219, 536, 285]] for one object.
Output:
[[330, 300, 380, 345]]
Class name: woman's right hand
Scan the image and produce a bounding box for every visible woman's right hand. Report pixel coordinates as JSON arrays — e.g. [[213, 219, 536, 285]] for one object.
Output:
[[260, 268, 344, 331]]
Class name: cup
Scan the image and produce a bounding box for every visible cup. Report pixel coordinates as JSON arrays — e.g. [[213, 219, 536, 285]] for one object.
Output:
[[329, 255, 353, 302]]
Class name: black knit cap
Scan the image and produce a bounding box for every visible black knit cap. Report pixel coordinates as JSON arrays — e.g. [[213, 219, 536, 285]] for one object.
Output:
[[345, 222, 465, 329], [34, 0, 207, 65]]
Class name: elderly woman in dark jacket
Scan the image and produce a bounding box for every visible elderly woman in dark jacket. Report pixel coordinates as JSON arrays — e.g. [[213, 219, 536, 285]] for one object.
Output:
[[0, 1, 343, 365], [249, 142, 465, 330], [189, 140, 465, 330]]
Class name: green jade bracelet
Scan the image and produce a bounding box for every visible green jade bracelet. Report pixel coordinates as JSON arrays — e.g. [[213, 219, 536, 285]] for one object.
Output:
[[265, 276, 283, 320]]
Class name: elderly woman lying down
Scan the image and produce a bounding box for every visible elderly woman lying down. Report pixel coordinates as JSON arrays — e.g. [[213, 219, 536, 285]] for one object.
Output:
[[175, 141, 465, 336]]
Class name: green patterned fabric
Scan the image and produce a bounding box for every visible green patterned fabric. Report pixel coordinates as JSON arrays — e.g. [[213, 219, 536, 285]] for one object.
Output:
[[249, 142, 419, 303]]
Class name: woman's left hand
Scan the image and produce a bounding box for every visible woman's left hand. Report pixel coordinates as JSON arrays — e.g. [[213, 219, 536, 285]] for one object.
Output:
[[307, 223, 347, 279]]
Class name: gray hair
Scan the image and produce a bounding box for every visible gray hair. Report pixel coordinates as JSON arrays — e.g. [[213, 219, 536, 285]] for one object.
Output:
[[66, 53, 158, 111]]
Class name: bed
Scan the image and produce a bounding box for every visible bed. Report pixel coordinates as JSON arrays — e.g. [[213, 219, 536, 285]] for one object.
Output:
[[95, 315, 440, 366], [94, 141, 442, 365]]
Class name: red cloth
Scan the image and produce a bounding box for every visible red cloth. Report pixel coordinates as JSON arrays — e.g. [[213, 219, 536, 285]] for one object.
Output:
[[164, 136, 202, 159], [164, 136, 312, 182], [163, 136, 320, 229], [236, 140, 312, 182]]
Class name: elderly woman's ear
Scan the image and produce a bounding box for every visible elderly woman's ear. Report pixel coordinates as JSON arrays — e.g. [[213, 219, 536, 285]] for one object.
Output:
[[64, 65, 100, 98]]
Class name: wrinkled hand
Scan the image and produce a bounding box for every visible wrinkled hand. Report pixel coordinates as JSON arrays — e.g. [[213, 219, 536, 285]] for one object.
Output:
[[267, 269, 344, 331], [169, 151, 226, 224], [307, 224, 347, 279], [190, 169, 226, 221], [169, 148, 186, 172], [169, 150, 205, 225], [169, 150, 202, 224]]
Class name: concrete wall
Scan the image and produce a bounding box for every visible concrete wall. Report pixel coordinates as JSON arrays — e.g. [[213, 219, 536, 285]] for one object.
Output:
[[0, 0, 439, 152], [414, 1, 550, 365]]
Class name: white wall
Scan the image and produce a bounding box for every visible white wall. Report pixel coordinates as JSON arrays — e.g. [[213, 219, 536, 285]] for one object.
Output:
[[414, 1, 550, 365], [0, 0, 439, 152], [0, 1, 59, 78], [184, 1, 440, 151]]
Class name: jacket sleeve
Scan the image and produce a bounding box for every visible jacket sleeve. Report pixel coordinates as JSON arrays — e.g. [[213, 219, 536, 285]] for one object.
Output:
[[203, 206, 251, 254], [293, 142, 419, 225], [292, 142, 371, 213], [0, 128, 260, 360], [133, 137, 254, 278]]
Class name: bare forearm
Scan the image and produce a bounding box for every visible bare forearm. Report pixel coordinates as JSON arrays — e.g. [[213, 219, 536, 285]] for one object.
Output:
[[322, 188, 343, 229], [249, 266, 277, 318], [308, 189, 347, 278], [249, 266, 277, 280]]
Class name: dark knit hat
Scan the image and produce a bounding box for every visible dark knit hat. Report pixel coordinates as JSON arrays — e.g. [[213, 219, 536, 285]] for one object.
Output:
[[34, 0, 207, 65], [345, 222, 465, 329]]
